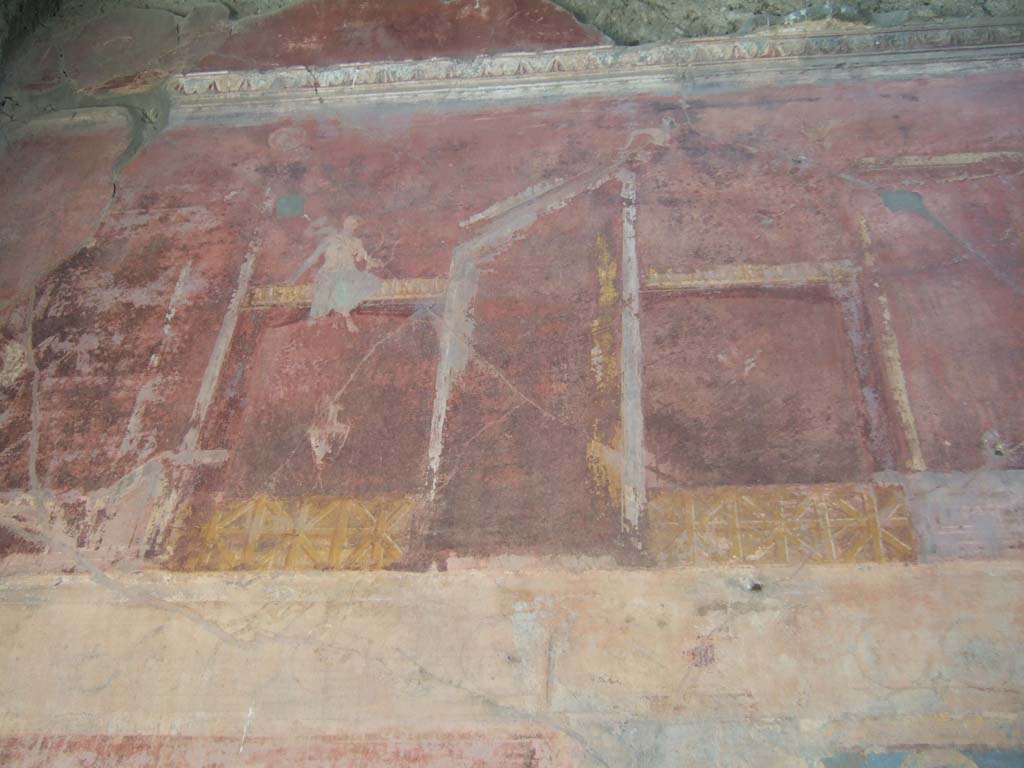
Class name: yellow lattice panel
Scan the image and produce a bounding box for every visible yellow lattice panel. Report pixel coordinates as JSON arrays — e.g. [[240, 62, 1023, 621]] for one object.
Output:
[[648, 482, 915, 565], [189, 494, 416, 571], [246, 277, 446, 309]]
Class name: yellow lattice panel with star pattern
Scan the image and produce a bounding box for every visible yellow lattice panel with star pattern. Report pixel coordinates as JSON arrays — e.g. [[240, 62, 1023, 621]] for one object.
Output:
[[187, 494, 416, 571], [648, 483, 915, 565]]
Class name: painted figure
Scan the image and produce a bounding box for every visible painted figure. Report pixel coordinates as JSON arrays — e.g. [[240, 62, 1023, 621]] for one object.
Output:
[[291, 215, 383, 332]]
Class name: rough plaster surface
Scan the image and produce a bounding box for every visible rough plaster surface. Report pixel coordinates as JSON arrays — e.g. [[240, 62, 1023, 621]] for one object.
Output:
[[0, 0, 59, 66], [553, 0, 1024, 43], [0, 564, 1021, 766]]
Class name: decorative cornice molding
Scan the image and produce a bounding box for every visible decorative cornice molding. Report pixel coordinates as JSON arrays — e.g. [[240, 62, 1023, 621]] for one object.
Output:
[[167, 18, 1024, 120]]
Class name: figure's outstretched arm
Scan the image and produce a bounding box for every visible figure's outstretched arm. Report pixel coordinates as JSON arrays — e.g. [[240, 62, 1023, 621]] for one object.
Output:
[[289, 240, 326, 283]]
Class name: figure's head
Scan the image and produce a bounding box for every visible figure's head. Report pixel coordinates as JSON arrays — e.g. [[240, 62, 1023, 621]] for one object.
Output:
[[306, 216, 333, 239], [343, 215, 361, 232]]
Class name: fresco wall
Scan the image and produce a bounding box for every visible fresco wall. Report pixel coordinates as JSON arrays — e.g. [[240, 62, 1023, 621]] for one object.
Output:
[[3, 72, 1021, 573], [0, 6, 1022, 766]]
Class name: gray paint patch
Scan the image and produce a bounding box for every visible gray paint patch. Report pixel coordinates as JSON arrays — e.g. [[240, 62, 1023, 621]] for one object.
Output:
[[618, 171, 646, 546], [897, 470, 1024, 560]]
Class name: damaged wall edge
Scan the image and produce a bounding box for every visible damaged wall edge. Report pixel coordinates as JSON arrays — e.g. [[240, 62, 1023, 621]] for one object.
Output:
[[0, 81, 171, 177]]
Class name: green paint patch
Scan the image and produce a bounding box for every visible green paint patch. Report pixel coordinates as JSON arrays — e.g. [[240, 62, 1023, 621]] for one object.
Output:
[[881, 189, 928, 217], [823, 751, 1024, 768], [276, 194, 305, 219], [968, 752, 1024, 768]]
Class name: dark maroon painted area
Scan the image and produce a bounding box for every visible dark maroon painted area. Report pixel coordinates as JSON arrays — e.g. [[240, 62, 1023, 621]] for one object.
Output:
[[641, 287, 874, 488], [211, 312, 439, 498], [426, 186, 624, 560], [9, 129, 268, 493], [0, 116, 131, 491], [636, 131, 861, 277], [201, 0, 603, 70], [848, 176, 1024, 472], [0, 118, 130, 308]]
